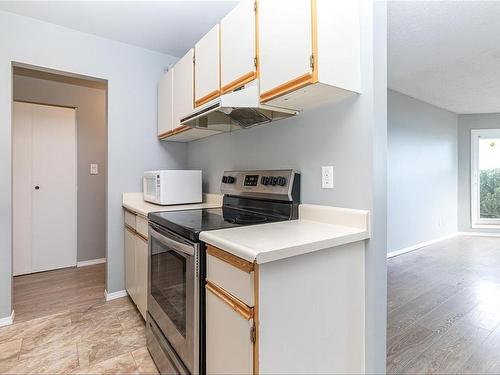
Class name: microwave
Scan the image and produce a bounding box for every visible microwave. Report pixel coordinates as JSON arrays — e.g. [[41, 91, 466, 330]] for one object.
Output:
[[143, 170, 202, 205]]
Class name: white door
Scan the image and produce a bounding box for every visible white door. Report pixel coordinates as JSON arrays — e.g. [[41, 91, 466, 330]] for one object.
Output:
[[258, 0, 313, 98], [13, 102, 77, 276], [173, 48, 194, 127], [220, 0, 256, 94], [194, 24, 220, 107]]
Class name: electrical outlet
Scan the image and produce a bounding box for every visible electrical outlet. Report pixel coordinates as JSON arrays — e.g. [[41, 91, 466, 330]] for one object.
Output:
[[322, 166, 334, 189], [90, 163, 99, 175]]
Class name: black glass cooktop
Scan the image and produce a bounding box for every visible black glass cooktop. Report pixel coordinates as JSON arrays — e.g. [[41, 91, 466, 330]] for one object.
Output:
[[148, 207, 287, 241]]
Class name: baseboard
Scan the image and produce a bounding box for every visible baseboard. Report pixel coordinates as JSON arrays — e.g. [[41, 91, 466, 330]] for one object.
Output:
[[77, 258, 106, 267], [104, 289, 128, 301], [387, 233, 458, 258], [458, 231, 500, 238], [0, 310, 15, 327]]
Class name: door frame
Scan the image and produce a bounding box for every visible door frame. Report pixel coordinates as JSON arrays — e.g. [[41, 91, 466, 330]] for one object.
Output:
[[12, 100, 78, 275]]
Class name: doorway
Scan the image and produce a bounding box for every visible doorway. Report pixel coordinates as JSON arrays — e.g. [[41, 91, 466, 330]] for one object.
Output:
[[13, 101, 77, 275], [11, 64, 108, 323]]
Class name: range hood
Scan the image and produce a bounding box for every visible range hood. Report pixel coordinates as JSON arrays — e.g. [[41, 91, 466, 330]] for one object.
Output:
[[180, 80, 298, 131]]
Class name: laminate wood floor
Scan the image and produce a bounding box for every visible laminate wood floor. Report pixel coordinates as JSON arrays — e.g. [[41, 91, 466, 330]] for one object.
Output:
[[0, 264, 158, 374], [387, 235, 500, 374]]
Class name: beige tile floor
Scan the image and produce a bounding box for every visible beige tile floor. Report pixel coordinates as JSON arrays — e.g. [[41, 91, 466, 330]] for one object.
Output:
[[0, 264, 159, 374], [387, 235, 500, 374]]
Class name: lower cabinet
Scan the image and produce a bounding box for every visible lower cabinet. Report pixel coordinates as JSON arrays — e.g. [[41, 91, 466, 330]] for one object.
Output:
[[205, 245, 257, 375], [124, 210, 148, 320]]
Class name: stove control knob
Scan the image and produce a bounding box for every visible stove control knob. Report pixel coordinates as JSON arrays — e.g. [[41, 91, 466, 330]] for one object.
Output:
[[226, 176, 236, 184], [277, 177, 287, 186], [270, 177, 278, 186]]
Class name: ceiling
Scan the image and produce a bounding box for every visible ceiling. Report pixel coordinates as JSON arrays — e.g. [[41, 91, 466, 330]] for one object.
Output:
[[0, 1, 238, 58], [388, 1, 500, 114]]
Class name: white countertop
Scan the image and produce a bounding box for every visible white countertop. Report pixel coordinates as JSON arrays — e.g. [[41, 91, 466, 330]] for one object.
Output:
[[200, 204, 371, 264], [122, 192, 222, 217]]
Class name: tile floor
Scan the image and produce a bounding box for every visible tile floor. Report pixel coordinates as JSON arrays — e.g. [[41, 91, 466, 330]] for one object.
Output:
[[387, 235, 500, 374], [0, 264, 158, 374]]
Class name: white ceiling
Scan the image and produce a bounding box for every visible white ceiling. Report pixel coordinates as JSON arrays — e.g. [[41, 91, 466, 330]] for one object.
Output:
[[388, 1, 500, 114], [0, 1, 238, 58]]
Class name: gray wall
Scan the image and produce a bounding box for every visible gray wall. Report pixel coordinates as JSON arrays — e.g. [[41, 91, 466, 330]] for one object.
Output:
[[458, 114, 500, 233], [0, 10, 186, 319], [13, 72, 107, 262], [187, 2, 388, 371], [387, 90, 458, 253]]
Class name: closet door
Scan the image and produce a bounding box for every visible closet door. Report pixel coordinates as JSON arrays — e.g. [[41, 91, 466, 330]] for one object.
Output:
[[12, 102, 77, 275], [13, 102, 33, 276], [31, 104, 77, 273]]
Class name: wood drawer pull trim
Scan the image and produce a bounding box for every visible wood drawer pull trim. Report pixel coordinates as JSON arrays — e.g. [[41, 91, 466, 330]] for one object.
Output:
[[195, 89, 220, 107], [207, 245, 254, 273], [221, 71, 257, 95], [206, 281, 253, 320], [260, 73, 313, 103], [158, 125, 191, 140]]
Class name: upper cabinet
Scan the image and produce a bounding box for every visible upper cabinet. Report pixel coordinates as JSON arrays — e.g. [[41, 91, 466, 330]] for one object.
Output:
[[195, 25, 220, 107], [220, 0, 257, 95], [174, 48, 195, 126], [258, 0, 361, 110], [157, 68, 174, 138]]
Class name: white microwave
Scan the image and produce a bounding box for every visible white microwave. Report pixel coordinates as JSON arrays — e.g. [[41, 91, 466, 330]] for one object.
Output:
[[143, 170, 202, 205]]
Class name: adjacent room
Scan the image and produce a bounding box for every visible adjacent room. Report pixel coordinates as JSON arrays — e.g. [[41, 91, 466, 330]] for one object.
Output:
[[387, 2, 500, 373]]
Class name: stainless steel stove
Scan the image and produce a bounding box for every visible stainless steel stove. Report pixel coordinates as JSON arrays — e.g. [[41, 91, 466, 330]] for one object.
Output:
[[146, 170, 300, 374]]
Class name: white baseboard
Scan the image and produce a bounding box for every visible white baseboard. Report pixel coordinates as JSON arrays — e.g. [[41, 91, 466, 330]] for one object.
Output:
[[77, 258, 106, 267], [104, 289, 128, 301], [387, 233, 458, 258], [458, 231, 500, 238], [0, 310, 15, 327]]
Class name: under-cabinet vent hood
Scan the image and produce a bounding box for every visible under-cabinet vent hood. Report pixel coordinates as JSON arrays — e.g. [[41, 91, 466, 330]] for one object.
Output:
[[180, 80, 298, 131]]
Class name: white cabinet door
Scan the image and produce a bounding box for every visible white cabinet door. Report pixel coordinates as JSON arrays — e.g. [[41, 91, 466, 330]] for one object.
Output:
[[194, 25, 220, 107], [135, 235, 148, 319], [258, 0, 313, 100], [220, 0, 256, 94], [158, 68, 174, 137], [206, 286, 254, 375], [173, 48, 194, 127], [125, 227, 136, 300]]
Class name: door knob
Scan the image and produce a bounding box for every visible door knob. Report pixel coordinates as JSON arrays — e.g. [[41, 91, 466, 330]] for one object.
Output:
[[35, 186, 40, 190]]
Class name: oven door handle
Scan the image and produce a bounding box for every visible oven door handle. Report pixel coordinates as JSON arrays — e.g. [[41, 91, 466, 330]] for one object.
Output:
[[150, 226, 195, 256]]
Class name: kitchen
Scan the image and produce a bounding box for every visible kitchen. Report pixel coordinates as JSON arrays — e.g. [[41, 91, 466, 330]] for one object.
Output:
[[0, 1, 387, 374]]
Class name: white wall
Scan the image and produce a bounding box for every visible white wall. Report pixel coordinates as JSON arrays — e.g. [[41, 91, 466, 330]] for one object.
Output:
[[458, 114, 500, 233], [0, 10, 186, 319], [187, 2, 388, 371], [387, 90, 458, 253]]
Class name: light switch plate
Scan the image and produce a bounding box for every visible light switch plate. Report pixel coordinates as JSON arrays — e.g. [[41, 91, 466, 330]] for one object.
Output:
[[90, 163, 99, 175], [322, 166, 334, 189]]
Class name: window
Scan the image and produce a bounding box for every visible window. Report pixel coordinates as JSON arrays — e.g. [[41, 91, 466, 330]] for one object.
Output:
[[471, 129, 500, 227]]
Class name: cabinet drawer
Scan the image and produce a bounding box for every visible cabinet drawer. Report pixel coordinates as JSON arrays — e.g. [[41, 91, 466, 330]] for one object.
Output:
[[206, 246, 254, 307], [124, 210, 136, 230], [136, 216, 149, 238]]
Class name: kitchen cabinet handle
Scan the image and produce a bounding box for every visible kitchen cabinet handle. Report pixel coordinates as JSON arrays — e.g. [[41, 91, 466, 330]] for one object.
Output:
[[206, 281, 253, 320]]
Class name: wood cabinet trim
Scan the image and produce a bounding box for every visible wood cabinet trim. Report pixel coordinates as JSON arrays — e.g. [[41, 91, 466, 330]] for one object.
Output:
[[206, 281, 254, 320], [253, 263, 259, 375], [255, 0, 260, 79], [207, 245, 254, 273], [158, 125, 191, 140], [260, 73, 313, 103], [125, 224, 148, 242], [125, 224, 135, 234], [221, 71, 257, 95], [311, 0, 318, 83], [195, 89, 220, 107]]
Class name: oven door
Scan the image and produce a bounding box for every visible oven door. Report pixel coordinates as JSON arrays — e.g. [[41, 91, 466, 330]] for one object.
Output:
[[148, 223, 199, 374]]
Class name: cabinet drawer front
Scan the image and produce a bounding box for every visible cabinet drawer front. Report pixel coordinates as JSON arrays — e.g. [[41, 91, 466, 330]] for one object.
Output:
[[124, 210, 136, 230], [136, 216, 149, 239], [207, 247, 254, 307]]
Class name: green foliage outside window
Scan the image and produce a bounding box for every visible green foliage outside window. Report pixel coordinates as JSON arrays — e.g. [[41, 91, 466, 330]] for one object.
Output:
[[480, 168, 500, 219]]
